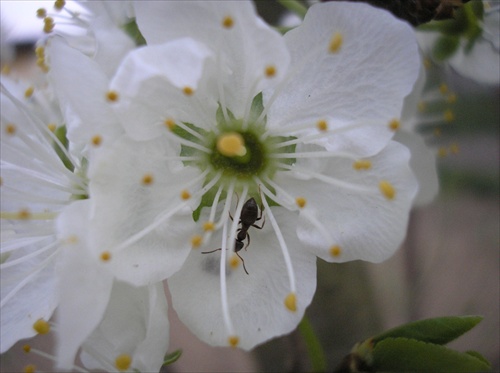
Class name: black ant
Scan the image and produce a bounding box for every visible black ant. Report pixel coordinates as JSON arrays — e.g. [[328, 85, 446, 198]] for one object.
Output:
[[202, 197, 264, 275]]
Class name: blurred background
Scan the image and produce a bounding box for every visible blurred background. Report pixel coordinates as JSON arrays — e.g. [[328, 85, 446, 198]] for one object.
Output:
[[1, 1, 498, 371]]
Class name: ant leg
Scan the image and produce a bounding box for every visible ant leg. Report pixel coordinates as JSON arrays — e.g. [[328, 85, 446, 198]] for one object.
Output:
[[236, 252, 249, 275], [244, 232, 250, 251], [201, 248, 222, 254]]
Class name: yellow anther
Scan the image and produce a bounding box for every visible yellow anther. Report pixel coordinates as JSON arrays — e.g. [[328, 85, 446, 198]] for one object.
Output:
[[228, 335, 239, 347], [229, 254, 240, 269], [353, 160, 372, 170], [33, 319, 50, 334], [47, 123, 57, 132], [191, 235, 203, 248], [43, 17, 55, 33], [379, 180, 396, 200], [295, 197, 307, 208], [316, 119, 328, 131], [216, 132, 247, 157], [100, 251, 112, 262], [222, 16, 234, 29], [23, 344, 31, 353], [54, 0, 66, 10], [115, 354, 132, 371], [182, 86, 194, 96], [417, 101, 426, 112], [444, 109, 454, 123], [36, 8, 47, 18], [91, 135, 102, 147], [439, 83, 448, 95], [388, 119, 400, 131], [18, 209, 31, 220], [330, 245, 342, 257], [24, 86, 34, 98], [164, 118, 176, 130], [265, 65, 276, 78], [438, 147, 448, 158], [1, 64, 11, 75], [434, 128, 442, 137], [328, 32, 343, 53], [106, 90, 119, 102], [450, 143, 459, 154], [203, 221, 215, 231], [141, 174, 154, 185], [24, 364, 36, 373], [5, 123, 16, 135], [180, 189, 191, 200], [35, 46, 45, 58], [284, 293, 297, 312], [447, 93, 457, 104], [36, 58, 49, 73], [423, 57, 431, 69]]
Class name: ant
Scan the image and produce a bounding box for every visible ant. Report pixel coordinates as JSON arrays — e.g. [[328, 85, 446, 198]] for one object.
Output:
[[202, 197, 264, 275]]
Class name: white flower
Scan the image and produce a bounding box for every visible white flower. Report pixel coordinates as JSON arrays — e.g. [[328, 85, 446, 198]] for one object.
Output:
[[48, 0, 420, 350], [0, 76, 87, 352]]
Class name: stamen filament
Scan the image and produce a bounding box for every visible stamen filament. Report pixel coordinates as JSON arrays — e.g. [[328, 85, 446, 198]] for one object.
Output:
[[219, 217, 235, 336], [1, 240, 58, 269], [27, 346, 89, 373], [164, 130, 211, 154]]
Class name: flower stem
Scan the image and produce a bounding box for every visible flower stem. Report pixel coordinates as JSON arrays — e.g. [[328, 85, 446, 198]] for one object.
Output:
[[298, 315, 327, 372], [277, 0, 308, 19]]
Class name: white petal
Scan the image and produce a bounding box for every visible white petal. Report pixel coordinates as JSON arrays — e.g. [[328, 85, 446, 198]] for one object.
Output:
[[133, 0, 290, 118], [55, 200, 114, 370], [395, 131, 439, 206], [266, 2, 420, 156], [88, 135, 198, 286], [168, 209, 316, 350], [110, 38, 218, 141], [79, 281, 169, 373], [46, 36, 123, 152], [277, 141, 418, 263]]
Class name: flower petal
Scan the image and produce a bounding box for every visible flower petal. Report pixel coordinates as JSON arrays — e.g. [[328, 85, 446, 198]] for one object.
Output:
[[266, 2, 420, 157], [168, 209, 316, 350]]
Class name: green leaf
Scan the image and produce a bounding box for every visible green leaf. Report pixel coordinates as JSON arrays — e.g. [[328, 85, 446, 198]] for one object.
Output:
[[54, 125, 74, 172], [298, 316, 327, 373], [372, 338, 491, 372], [433, 35, 460, 61], [248, 92, 265, 125], [373, 316, 483, 346], [162, 349, 182, 366]]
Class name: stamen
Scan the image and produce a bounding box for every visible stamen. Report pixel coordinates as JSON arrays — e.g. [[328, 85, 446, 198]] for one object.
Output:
[[229, 254, 240, 269], [265, 65, 277, 78], [141, 174, 154, 185], [191, 235, 203, 248], [24, 86, 34, 98], [182, 86, 194, 96], [33, 319, 50, 334], [228, 335, 239, 347], [54, 0, 66, 10], [91, 135, 102, 147], [284, 292, 297, 312], [18, 209, 31, 220], [388, 119, 400, 131], [222, 16, 234, 29], [180, 189, 191, 200], [23, 344, 88, 373], [106, 90, 119, 102], [23, 344, 31, 353], [216, 132, 247, 157], [219, 216, 236, 338], [5, 123, 16, 135], [353, 160, 372, 170], [1, 240, 58, 269], [316, 119, 328, 131], [164, 118, 176, 130], [295, 197, 306, 208], [43, 17, 55, 33], [115, 354, 132, 371], [203, 221, 215, 231], [24, 364, 36, 373], [439, 83, 448, 95], [100, 251, 112, 262], [37, 8, 47, 18], [444, 109, 454, 123], [47, 123, 57, 132], [329, 245, 342, 257], [379, 180, 396, 200], [328, 32, 343, 53]]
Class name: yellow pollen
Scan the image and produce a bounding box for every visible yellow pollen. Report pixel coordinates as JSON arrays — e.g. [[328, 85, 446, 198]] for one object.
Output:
[[316, 119, 328, 131], [183, 86, 194, 96], [115, 354, 132, 371], [180, 189, 191, 200], [228, 335, 239, 347], [203, 221, 215, 231], [23, 344, 31, 353], [229, 254, 240, 269], [5, 123, 16, 135], [54, 0, 66, 10], [36, 8, 47, 18], [24, 86, 34, 98], [433, 128, 442, 137], [33, 319, 50, 334], [447, 93, 457, 104], [91, 135, 102, 147], [388, 119, 400, 131], [295, 197, 307, 208], [439, 83, 448, 95], [47, 123, 57, 132], [164, 118, 176, 130], [100, 251, 112, 262], [191, 235, 203, 248], [328, 32, 343, 53], [418, 101, 426, 112], [18, 209, 31, 220], [222, 16, 234, 29], [353, 160, 372, 170], [330, 245, 342, 257], [24, 364, 36, 373], [284, 293, 297, 312], [450, 143, 459, 154], [444, 109, 454, 123], [438, 147, 448, 158], [379, 180, 396, 200], [106, 90, 119, 102], [216, 132, 247, 157], [43, 17, 55, 33], [35, 46, 45, 58], [265, 65, 277, 78], [1, 64, 11, 75], [142, 174, 154, 185]]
